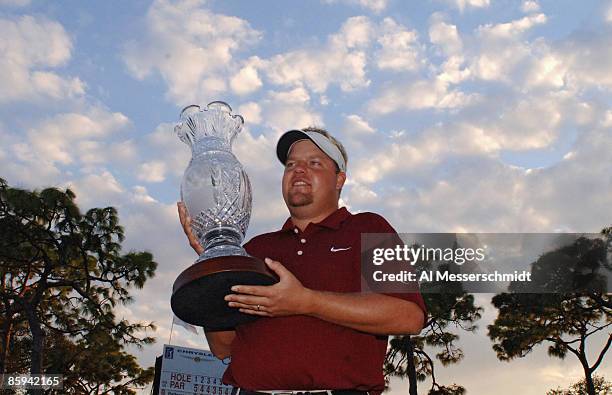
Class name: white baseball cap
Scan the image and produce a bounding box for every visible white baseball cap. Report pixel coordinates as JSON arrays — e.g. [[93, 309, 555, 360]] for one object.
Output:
[[276, 129, 347, 172]]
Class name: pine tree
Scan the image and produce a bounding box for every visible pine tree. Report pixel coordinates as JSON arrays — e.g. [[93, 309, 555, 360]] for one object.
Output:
[[0, 178, 157, 394]]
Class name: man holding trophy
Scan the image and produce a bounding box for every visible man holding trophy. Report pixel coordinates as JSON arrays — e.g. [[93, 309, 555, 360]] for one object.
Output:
[[175, 102, 426, 395]]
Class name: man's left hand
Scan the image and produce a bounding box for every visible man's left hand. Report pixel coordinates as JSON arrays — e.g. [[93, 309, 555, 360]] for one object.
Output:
[[225, 258, 313, 317]]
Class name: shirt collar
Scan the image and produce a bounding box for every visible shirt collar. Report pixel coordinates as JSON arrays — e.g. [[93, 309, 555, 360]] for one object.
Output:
[[281, 207, 351, 232]]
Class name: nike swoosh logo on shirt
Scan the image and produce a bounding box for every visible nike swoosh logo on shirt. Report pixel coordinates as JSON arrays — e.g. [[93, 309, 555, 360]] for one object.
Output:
[[330, 246, 352, 252]]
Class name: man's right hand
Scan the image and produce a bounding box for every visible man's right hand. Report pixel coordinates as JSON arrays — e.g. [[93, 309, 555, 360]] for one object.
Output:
[[178, 202, 204, 255], [178, 202, 235, 359]]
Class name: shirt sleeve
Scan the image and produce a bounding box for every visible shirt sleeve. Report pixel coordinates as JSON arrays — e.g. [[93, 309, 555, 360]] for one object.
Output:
[[362, 213, 428, 318]]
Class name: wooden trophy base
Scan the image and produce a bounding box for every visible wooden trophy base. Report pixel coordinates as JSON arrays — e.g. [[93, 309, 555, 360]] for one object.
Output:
[[171, 255, 278, 331]]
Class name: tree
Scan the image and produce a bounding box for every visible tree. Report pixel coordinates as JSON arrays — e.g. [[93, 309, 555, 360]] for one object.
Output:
[[385, 241, 483, 395], [3, 327, 155, 394], [45, 329, 155, 394], [488, 230, 612, 395], [547, 375, 612, 395], [0, 178, 157, 394]]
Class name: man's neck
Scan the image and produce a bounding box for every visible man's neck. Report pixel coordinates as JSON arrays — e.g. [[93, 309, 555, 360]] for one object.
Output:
[[289, 205, 339, 231]]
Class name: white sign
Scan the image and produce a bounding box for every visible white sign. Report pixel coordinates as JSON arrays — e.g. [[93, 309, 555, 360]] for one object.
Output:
[[159, 344, 233, 395]]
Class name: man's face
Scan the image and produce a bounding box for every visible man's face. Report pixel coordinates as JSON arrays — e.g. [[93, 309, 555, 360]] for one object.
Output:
[[282, 140, 344, 211]]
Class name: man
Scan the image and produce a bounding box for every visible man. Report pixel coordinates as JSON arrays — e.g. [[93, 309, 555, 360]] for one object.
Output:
[[178, 127, 426, 394]]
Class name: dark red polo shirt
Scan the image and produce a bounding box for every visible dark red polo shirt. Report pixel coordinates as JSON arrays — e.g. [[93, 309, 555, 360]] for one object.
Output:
[[222, 207, 426, 391]]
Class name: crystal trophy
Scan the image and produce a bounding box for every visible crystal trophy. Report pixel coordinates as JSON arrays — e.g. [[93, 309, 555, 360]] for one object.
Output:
[[171, 101, 277, 330]]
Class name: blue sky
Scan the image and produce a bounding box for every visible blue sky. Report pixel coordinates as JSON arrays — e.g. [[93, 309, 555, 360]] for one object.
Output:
[[1, 0, 611, 393]]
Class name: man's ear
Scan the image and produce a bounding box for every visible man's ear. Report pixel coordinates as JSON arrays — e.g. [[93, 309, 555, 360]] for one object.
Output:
[[336, 171, 346, 190]]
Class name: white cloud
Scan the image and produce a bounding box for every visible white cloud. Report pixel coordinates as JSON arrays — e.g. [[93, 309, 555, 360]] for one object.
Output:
[[468, 19, 612, 91], [142, 122, 191, 181], [425, 11, 572, 95], [366, 89, 580, 177], [2, 15, 68, 65], [0, 105, 141, 196], [67, 170, 124, 210], [237, 102, 262, 125], [343, 180, 379, 206], [233, 128, 275, 172], [559, 30, 612, 89], [431, 10, 612, 94], [521, 0, 540, 13], [259, 88, 323, 133], [606, 1, 612, 23], [268, 87, 311, 104], [123, 0, 261, 104], [0, 15, 85, 103], [369, 78, 478, 114], [0, 123, 58, 186], [437, 55, 471, 84], [261, 16, 426, 91], [336, 15, 376, 49], [477, 13, 547, 39], [522, 41, 567, 89], [349, 122, 502, 184], [469, 15, 549, 84], [351, 82, 611, 233], [521, 125, 612, 232], [230, 58, 263, 96], [109, 139, 139, 163], [29, 72, 85, 99], [0, 148, 61, 187], [322, 0, 388, 13], [443, 0, 490, 12], [231, 129, 289, 234], [389, 169, 521, 232], [138, 161, 167, 183], [262, 16, 372, 93], [344, 114, 375, 134], [375, 18, 423, 71], [353, 128, 611, 233], [0, 107, 136, 187], [120, 201, 194, 276], [352, 90, 583, 184], [477, 93, 567, 151], [131, 185, 158, 204], [26, 108, 130, 166], [429, 13, 463, 56], [603, 110, 612, 127], [358, 0, 387, 12], [84, 147, 138, 171], [77, 141, 106, 165]]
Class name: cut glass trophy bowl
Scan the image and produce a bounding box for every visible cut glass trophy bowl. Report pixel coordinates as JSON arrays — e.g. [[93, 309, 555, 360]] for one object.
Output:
[[171, 101, 277, 331]]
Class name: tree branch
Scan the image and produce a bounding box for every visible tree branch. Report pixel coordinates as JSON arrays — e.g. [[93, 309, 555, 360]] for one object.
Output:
[[590, 333, 612, 372]]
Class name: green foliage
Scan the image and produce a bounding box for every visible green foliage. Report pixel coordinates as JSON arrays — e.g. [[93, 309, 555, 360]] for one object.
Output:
[[0, 178, 158, 393], [428, 384, 466, 395], [547, 375, 612, 395], [385, 240, 483, 393], [488, 293, 609, 360], [488, 231, 612, 395], [44, 330, 155, 394]]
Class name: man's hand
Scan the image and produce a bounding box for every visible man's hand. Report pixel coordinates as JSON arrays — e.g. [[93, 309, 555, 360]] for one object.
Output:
[[177, 202, 204, 255], [226, 258, 424, 335], [225, 258, 314, 317]]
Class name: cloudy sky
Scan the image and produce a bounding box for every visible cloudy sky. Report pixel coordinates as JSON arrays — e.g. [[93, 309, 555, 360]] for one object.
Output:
[[1, 0, 611, 393]]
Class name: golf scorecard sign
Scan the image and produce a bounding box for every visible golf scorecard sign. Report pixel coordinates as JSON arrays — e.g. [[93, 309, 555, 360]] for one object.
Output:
[[158, 344, 233, 395]]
